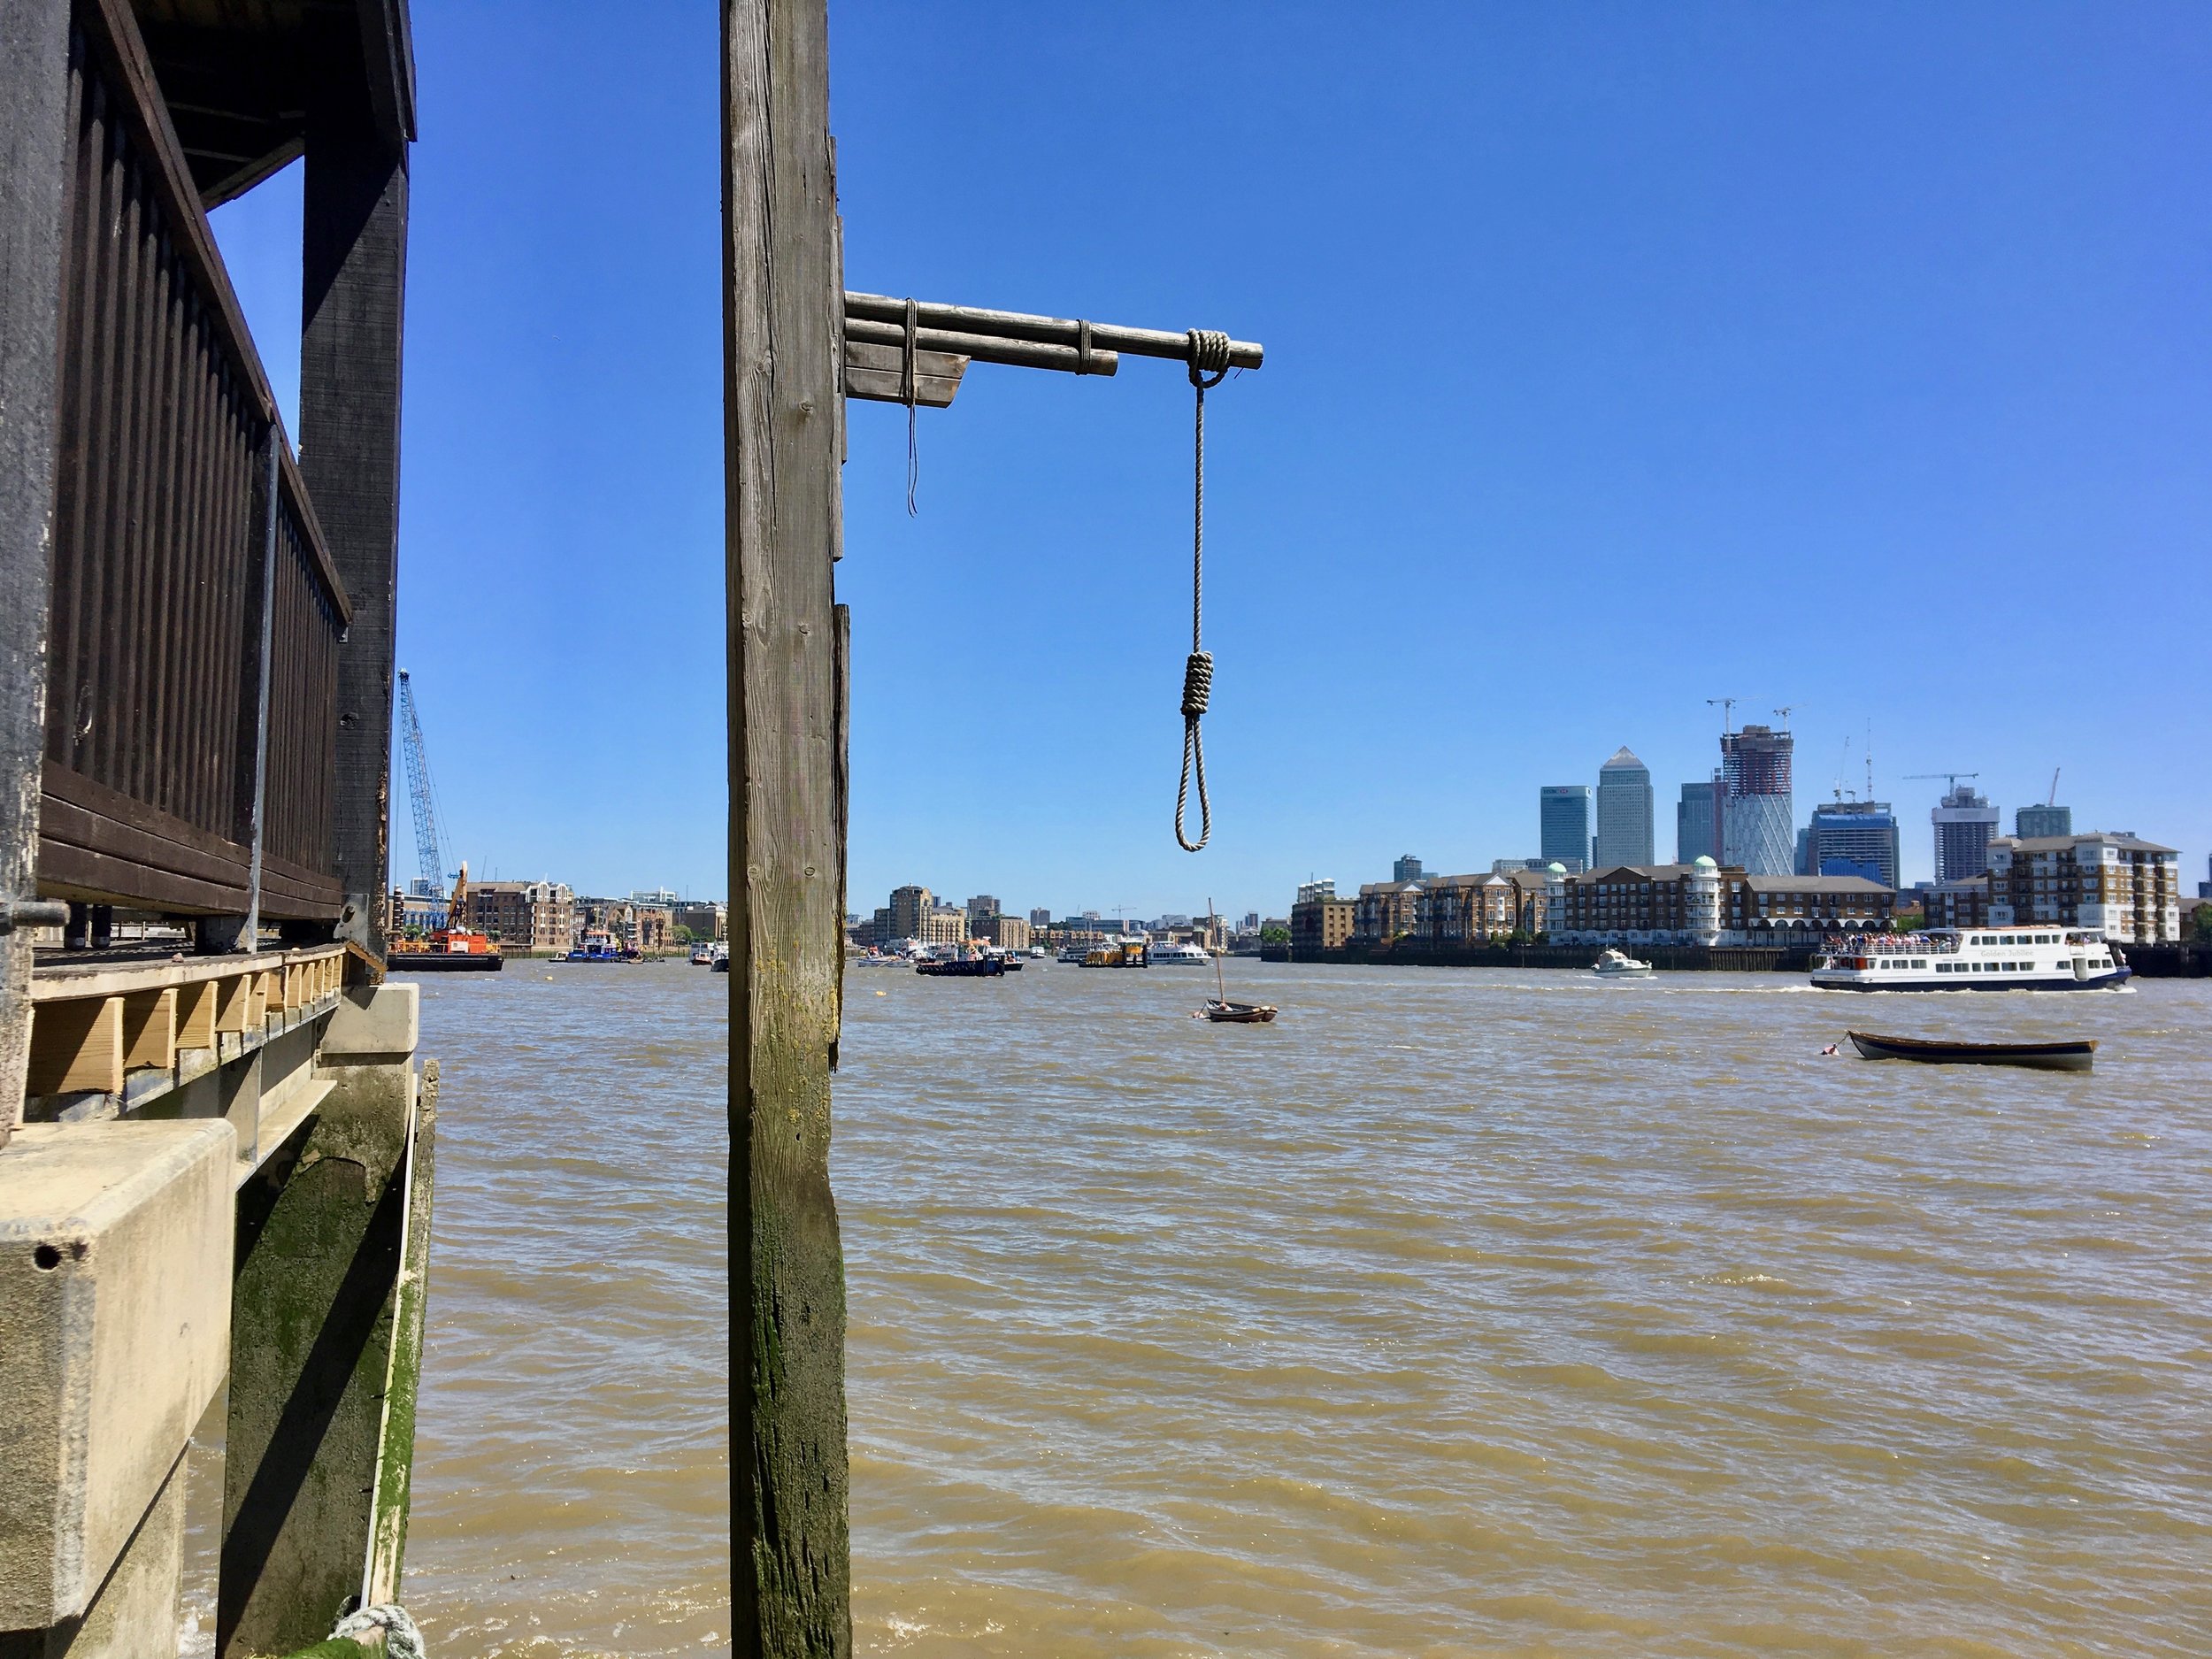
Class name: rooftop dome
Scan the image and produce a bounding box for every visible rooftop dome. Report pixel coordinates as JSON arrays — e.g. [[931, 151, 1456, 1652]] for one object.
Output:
[[1547, 862, 1568, 875], [1694, 855, 1717, 868]]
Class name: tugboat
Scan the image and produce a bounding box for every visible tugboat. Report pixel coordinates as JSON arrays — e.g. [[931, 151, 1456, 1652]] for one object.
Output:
[[1590, 948, 1654, 979], [387, 863, 504, 972]]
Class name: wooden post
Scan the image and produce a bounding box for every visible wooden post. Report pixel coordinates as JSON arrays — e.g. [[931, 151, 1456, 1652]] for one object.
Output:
[[722, 0, 851, 1650], [299, 98, 408, 965], [0, 0, 74, 1144]]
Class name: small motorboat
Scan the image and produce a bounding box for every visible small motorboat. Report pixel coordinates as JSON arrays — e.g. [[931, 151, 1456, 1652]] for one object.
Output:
[[1847, 1030, 2095, 1071], [1591, 949, 1654, 979]]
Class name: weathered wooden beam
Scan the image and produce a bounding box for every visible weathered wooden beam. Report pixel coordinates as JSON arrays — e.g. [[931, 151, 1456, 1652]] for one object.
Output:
[[301, 97, 408, 966], [844, 290, 1263, 371], [841, 339, 966, 408], [843, 315, 1116, 378], [0, 0, 75, 1144], [723, 0, 852, 1650]]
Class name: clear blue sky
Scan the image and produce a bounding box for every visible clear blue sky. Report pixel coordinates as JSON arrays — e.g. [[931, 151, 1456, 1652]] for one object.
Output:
[[210, 2, 2212, 918]]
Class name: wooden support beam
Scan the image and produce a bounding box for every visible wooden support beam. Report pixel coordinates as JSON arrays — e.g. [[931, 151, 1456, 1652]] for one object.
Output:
[[213, 973, 254, 1036], [841, 340, 967, 408], [844, 316, 1116, 378], [301, 96, 409, 967], [26, 995, 124, 1098], [121, 987, 178, 1072], [0, 0, 74, 1143], [723, 0, 852, 1650], [844, 290, 1263, 371], [178, 979, 221, 1049]]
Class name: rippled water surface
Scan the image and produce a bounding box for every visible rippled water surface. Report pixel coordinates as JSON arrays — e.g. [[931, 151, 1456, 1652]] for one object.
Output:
[[400, 962, 2212, 1655]]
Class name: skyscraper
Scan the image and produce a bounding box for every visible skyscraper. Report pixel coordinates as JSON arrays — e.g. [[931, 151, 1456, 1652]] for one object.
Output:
[[1540, 786, 1591, 870], [1676, 780, 1717, 864], [1594, 748, 1655, 867], [1932, 785, 2000, 881], [1719, 724, 1794, 876], [2016, 803, 2071, 839], [1806, 799, 1901, 890], [1393, 854, 1424, 883]]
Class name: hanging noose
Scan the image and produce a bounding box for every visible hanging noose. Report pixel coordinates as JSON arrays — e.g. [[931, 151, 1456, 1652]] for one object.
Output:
[[1175, 329, 1231, 852]]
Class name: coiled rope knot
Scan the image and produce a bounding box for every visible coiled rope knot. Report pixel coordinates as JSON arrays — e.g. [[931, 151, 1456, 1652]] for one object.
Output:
[[1180, 650, 1214, 719], [1187, 328, 1232, 388]]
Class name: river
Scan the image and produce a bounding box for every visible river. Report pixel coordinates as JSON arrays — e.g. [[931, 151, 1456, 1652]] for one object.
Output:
[[383, 959, 2208, 1655]]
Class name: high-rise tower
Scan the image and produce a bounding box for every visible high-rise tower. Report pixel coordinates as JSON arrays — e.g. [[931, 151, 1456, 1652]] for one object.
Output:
[[1594, 748, 1655, 867], [1932, 785, 2000, 881], [1719, 724, 1794, 875], [1540, 786, 1591, 872]]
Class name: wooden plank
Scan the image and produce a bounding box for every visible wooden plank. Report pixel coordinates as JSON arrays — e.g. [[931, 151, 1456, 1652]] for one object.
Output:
[[120, 986, 175, 1071], [844, 314, 1118, 377], [840, 340, 964, 408], [722, 0, 852, 1647], [42, 760, 254, 876], [27, 995, 123, 1097], [213, 973, 252, 1035], [0, 0, 74, 1141], [36, 833, 250, 915], [177, 978, 219, 1048], [300, 108, 408, 970]]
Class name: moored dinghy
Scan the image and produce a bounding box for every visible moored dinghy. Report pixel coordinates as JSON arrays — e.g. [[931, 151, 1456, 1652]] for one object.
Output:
[[1847, 1031, 2096, 1071]]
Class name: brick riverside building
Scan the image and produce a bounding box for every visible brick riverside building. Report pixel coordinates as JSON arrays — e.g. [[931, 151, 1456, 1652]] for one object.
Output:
[[1411, 873, 1521, 944], [467, 880, 576, 952], [1290, 896, 1356, 956], [1351, 880, 1422, 945], [1549, 862, 1726, 946], [1919, 879, 1989, 933], [1986, 833, 2181, 943]]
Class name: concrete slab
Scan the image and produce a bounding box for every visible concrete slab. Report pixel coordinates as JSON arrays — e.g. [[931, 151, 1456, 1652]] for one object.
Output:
[[319, 984, 416, 1062], [0, 1121, 234, 1627]]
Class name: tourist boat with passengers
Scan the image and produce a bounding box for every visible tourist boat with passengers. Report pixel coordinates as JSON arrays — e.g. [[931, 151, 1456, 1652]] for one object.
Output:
[[1811, 926, 2129, 991]]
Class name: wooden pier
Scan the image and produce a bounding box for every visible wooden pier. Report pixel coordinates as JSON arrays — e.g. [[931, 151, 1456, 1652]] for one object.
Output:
[[2, 2, 429, 1654]]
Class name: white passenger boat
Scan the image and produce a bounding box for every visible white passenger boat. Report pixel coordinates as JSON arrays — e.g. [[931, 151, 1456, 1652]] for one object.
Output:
[[1591, 949, 1654, 979], [1147, 941, 1214, 966], [1056, 943, 1095, 964], [1811, 926, 2130, 991]]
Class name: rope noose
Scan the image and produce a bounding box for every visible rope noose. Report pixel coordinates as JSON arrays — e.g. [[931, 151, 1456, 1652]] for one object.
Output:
[[1176, 329, 1232, 852], [902, 297, 920, 516]]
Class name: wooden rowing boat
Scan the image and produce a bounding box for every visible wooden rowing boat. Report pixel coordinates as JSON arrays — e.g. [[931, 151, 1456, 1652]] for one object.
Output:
[[1202, 998, 1277, 1024], [1846, 1030, 2095, 1071]]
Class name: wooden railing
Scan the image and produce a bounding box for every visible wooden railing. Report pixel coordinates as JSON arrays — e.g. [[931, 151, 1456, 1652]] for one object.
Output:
[[36, 0, 349, 927]]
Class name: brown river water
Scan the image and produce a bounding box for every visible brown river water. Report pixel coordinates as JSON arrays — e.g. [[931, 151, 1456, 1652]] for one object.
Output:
[[224, 961, 2212, 1655]]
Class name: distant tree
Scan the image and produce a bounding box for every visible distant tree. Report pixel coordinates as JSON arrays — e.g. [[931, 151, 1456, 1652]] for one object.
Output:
[[1505, 928, 1532, 946], [1259, 925, 1290, 945], [673, 925, 695, 946], [2193, 902, 2212, 942]]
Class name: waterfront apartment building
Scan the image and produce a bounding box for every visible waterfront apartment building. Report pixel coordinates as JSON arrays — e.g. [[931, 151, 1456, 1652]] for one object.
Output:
[[1411, 873, 1520, 945], [1290, 895, 1356, 956], [887, 885, 933, 939], [920, 904, 970, 946], [1932, 785, 2000, 881], [468, 880, 577, 952], [1595, 748, 1655, 867], [1804, 799, 1901, 891], [1352, 880, 1422, 945], [1548, 862, 1892, 947], [1676, 780, 1717, 865], [987, 915, 1033, 950], [1548, 862, 1725, 947], [1724, 873, 1892, 941], [1719, 725, 1794, 875], [2015, 803, 2071, 840], [1986, 833, 2182, 943], [967, 895, 1001, 926], [1919, 879, 1990, 933], [1295, 879, 1338, 905]]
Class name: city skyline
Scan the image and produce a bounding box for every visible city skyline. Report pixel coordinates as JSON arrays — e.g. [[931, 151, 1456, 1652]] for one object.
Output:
[[198, 4, 2211, 915]]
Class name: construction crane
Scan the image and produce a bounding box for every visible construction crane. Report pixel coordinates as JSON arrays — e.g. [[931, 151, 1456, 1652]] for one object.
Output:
[[1773, 704, 1797, 731], [2047, 768, 2061, 806], [396, 669, 452, 926], [1905, 772, 1979, 794], [1705, 696, 1739, 733]]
